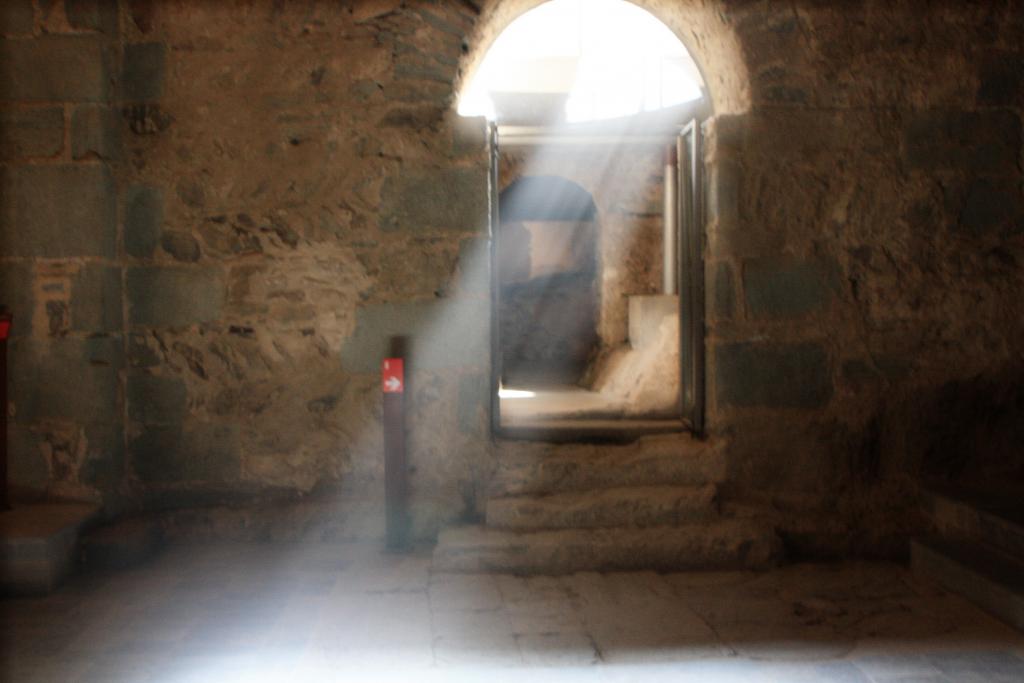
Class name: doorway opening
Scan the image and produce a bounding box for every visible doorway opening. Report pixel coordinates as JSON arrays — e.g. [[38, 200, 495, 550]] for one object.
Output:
[[463, 0, 709, 438]]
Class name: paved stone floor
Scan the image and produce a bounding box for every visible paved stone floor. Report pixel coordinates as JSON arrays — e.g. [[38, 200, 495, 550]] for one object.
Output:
[[2, 543, 1024, 682]]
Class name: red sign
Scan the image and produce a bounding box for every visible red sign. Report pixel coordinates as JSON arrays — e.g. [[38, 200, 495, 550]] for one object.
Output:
[[382, 358, 404, 393], [0, 319, 9, 341]]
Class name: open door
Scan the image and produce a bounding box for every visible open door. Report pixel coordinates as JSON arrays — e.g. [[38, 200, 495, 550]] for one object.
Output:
[[488, 121, 502, 437], [678, 120, 705, 435]]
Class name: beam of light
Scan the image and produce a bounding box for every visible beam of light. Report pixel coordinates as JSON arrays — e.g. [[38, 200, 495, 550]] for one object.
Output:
[[498, 388, 536, 399], [458, 0, 704, 124]]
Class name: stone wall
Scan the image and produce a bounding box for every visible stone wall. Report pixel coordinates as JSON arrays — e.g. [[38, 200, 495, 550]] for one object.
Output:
[[703, 0, 1024, 555], [1, 0, 125, 508], [2, 0, 1023, 555]]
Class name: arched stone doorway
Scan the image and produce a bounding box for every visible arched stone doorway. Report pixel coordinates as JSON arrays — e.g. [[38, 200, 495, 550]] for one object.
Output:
[[456, 0, 738, 436]]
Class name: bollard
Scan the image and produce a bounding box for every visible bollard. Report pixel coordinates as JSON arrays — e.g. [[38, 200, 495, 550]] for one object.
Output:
[[382, 336, 409, 550]]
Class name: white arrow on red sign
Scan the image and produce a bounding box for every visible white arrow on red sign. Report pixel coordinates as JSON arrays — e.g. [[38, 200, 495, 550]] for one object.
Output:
[[384, 376, 402, 392]]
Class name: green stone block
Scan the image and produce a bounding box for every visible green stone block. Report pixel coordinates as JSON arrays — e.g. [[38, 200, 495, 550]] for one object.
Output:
[[127, 266, 224, 328], [127, 372, 187, 425], [902, 109, 1020, 174], [7, 424, 48, 493], [132, 423, 241, 484], [0, 164, 116, 258], [71, 104, 121, 160], [122, 42, 166, 102], [71, 264, 122, 333], [341, 299, 488, 373], [743, 258, 835, 319], [0, 35, 110, 102], [958, 179, 1019, 236], [379, 166, 488, 233], [0, 107, 64, 159], [79, 421, 125, 492], [715, 342, 832, 409], [125, 186, 164, 258], [9, 337, 122, 424]]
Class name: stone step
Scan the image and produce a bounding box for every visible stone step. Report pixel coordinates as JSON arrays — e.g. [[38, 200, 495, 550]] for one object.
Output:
[[491, 434, 724, 497], [911, 536, 1024, 631], [927, 486, 1024, 560], [486, 484, 718, 531], [0, 502, 100, 596], [433, 520, 782, 575], [81, 516, 164, 572]]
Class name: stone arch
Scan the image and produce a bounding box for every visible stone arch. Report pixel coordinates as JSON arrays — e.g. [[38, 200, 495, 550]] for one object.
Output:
[[456, 0, 751, 116], [499, 175, 597, 223]]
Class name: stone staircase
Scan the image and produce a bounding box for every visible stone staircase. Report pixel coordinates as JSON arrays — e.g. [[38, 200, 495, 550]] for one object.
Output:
[[433, 434, 783, 574], [912, 483, 1024, 630]]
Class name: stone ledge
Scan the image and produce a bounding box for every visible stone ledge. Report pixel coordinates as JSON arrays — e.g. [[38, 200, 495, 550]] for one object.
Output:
[[0, 502, 100, 596]]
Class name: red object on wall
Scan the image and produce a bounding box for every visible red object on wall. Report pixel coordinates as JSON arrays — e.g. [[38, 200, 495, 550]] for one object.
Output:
[[0, 319, 9, 340], [382, 358, 404, 393]]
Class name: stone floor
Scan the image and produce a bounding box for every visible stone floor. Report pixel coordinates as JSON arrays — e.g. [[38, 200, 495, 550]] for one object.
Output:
[[3, 543, 1024, 682]]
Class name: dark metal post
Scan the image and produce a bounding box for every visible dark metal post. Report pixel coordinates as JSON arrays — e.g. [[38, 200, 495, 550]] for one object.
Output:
[[0, 312, 11, 511], [383, 336, 409, 550]]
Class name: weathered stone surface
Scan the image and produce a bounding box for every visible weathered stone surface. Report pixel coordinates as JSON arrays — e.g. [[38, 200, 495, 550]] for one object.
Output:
[[379, 167, 488, 233], [0, 107, 63, 159], [0, 165, 116, 258], [490, 436, 726, 497], [978, 51, 1024, 106], [7, 425, 48, 492], [79, 421, 125, 493], [81, 517, 163, 571], [122, 42, 166, 102], [433, 520, 782, 574], [0, 1, 34, 35], [715, 342, 833, 409], [71, 105, 121, 160], [65, 0, 118, 34], [487, 485, 718, 531], [127, 332, 161, 368], [0, 503, 100, 596], [128, 373, 188, 425], [127, 266, 224, 328], [9, 337, 121, 424], [742, 258, 835, 318], [125, 186, 164, 258], [711, 261, 736, 320], [912, 537, 1024, 632], [456, 372, 487, 437], [71, 264, 122, 333], [160, 231, 201, 262], [0, 36, 110, 102], [707, 158, 741, 228], [957, 179, 1020, 236], [341, 299, 487, 373], [902, 109, 1020, 173], [132, 423, 241, 484]]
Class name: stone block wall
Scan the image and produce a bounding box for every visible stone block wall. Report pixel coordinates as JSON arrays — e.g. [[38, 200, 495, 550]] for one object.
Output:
[[1, 1, 126, 508], [1, 0, 1022, 555], [114, 0, 490, 537], [703, 1, 1024, 555]]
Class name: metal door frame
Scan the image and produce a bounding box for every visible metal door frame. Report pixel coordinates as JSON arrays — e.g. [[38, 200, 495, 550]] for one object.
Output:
[[487, 122, 706, 438]]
